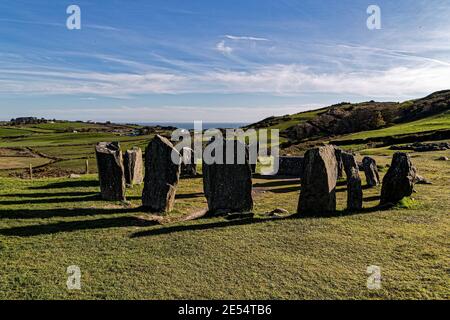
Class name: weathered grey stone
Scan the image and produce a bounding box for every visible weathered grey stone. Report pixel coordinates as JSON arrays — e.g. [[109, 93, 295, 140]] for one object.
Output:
[[123, 147, 143, 186], [362, 156, 381, 187], [297, 145, 337, 215], [203, 139, 253, 215], [142, 135, 181, 213], [334, 148, 344, 179], [414, 175, 432, 185], [180, 147, 197, 177], [95, 142, 126, 201], [277, 156, 304, 177], [437, 156, 449, 161], [247, 143, 258, 174], [341, 152, 363, 211], [380, 152, 417, 205]]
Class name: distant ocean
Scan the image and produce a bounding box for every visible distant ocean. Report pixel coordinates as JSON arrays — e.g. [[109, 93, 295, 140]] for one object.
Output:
[[135, 122, 249, 130]]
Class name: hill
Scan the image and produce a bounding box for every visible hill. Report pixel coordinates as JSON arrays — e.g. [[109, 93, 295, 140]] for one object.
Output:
[[245, 90, 450, 152]]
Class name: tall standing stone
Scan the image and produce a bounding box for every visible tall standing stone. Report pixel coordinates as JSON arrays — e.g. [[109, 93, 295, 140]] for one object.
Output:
[[298, 145, 337, 215], [180, 147, 197, 177], [123, 147, 144, 186], [380, 152, 417, 205], [142, 135, 181, 213], [95, 142, 126, 201], [203, 139, 253, 215], [362, 156, 380, 187], [334, 148, 344, 179], [341, 152, 363, 211]]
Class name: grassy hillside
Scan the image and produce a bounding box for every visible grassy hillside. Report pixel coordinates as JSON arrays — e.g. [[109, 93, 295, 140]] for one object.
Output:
[[338, 109, 450, 141], [246, 90, 450, 150], [0, 150, 448, 299]]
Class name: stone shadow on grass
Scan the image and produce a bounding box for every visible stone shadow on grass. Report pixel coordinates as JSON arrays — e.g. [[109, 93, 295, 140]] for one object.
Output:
[[0, 206, 142, 219], [0, 216, 157, 237], [28, 180, 99, 190], [1, 191, 97, 198], [0, 194, 101, 206], [130, 205, 387, 238]]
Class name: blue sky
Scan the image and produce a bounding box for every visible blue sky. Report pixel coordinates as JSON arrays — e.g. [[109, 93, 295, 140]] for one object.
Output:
[[1, 0, 450, 122]]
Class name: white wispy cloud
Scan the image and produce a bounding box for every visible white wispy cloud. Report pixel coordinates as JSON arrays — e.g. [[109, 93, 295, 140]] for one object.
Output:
[[216, 40, 233, 54], [225, 35, 269, 41], [1, 62, 449, 99]]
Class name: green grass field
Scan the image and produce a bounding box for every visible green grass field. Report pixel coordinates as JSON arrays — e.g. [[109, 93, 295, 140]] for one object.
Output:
[[338, 110, 450, 141], [0, 150, 449, 299]]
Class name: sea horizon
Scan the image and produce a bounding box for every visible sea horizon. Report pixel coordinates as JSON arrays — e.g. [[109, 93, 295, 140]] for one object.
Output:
[[132, 122, 250, 130]]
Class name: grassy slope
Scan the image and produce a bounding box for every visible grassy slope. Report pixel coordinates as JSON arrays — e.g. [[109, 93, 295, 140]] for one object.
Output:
[[338, 110, 450, 141], [0, 151, 449, 299], [0, 122, 154, 175]]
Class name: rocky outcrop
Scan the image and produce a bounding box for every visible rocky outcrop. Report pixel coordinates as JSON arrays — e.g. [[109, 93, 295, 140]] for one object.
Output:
[[142, 135, 181, 213], [95, 142, 126, 201], [380, 152, 417, 205], [297, 145, 337, 215], [390, 142, 450, 152]]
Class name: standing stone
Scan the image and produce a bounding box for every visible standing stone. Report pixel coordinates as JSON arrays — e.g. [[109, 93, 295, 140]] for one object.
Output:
[[203, 139, 253, 215], [95, 142, 126, 201], [180, 147, 197, 177], [277, 156, 304, 177], [362, 156, 381, 187], [123, 147, 144, 186], [341, 152, 363, 211], [142, 135, 181, 213], [247, 143, 259, 174], [334, 148, 344, 179], [298, 145, 337, 215], [380, 152, 417, 205]]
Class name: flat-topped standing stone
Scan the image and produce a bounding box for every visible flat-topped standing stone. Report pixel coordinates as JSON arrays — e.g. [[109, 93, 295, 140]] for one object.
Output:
[[124, 147, 144, 186], [277, 156, 304, 177], [362, 156, 381, 187], [298, 145, 337, 215], [203, 139, 253, 215], [180, 147, 197, 177], [95, 142, 126, 201], [380, 152, 417, 205], [142, 135, 181, 213], [341, 152, 363, 211]]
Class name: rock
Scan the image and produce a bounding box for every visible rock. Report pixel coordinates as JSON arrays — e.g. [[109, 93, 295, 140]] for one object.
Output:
[[297, 145, 337, 215], [390, 142, 450, 152], [437, 156, 449, 161], [265, 208, 289, 217], [95, 142, 126, 201], [362, 156, 381, 187], [142, 135, 181, 213], [224, 212, 254, 220], [380, 152, 417, 205], [276, 156, 304, 177], [341, 152, 363, 211], [123, 147, 143, 186], [69, 174, 81, 179], [414, 175, 432, 185], [334, 148, 344, 179], [203, 139, 253, 215], [180, 147, 197, 177]]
